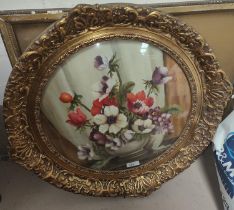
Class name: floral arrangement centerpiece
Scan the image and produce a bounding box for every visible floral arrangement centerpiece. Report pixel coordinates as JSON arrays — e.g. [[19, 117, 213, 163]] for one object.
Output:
[[59, 53, 177, 168]]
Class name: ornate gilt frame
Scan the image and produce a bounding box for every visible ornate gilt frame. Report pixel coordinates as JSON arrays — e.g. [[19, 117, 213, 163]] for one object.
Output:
[[3, 4, 233, 196]]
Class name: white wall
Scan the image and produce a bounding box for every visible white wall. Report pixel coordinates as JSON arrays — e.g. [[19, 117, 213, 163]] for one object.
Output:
[[0, 36, 11, 105]]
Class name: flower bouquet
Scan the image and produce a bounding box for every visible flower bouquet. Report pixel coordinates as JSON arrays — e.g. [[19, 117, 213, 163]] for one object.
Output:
[[59, 53, 177, 169]]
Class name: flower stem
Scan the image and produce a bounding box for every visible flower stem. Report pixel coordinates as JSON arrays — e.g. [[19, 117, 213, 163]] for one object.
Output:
[[116, 69, 122, 88], [147, 85, 152, 97], [70, 93, 91, 112], [78, 101, 91, 112]]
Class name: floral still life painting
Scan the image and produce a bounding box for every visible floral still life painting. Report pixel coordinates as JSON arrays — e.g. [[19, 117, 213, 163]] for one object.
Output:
[[58, 53, 180, 169]]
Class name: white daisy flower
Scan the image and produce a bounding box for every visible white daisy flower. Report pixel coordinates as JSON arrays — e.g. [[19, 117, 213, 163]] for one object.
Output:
[[93, 105, 128, 134], [132, 119, 154, 134]]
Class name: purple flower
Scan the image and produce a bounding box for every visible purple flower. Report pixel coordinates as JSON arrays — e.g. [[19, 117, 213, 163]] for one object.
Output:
[[157, 113, 173, 133], [148, 107, 161, 120], [152, 66, 172, 85], [94, 56, 108, 70], [92, 76, 116, 100], [89, 129, 108, 145], [77, 144, 95, 160], [148, 107, 174, 134]]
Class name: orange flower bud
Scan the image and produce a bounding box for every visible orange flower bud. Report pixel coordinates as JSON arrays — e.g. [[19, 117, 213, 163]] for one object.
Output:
[[59, 92, 73, 103]]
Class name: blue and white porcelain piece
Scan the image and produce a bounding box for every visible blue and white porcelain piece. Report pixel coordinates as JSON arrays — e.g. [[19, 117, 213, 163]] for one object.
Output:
[[214, 111, 234, 210]]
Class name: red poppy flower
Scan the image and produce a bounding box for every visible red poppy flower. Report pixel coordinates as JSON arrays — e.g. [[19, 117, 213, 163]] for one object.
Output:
[[91, 96, 117, 116], [66, 107, 87, 127], [127, 90, 154, 115]]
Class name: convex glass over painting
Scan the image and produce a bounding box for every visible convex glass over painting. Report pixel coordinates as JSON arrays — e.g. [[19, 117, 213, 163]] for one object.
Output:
[[41, 40, 191, 170]]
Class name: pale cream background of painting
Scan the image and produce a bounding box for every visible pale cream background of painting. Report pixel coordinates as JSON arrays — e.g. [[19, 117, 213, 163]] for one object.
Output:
[[41, 40, 172, 148]]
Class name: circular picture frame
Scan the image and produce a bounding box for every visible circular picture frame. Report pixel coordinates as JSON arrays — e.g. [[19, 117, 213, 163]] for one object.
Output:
[[3, 4, 232, 197]]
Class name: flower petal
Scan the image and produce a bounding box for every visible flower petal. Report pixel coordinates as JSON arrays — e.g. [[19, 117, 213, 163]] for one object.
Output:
[[97, 64, 107, 70], [88, 150, 95, 160], [113, 138, 121, 147], [93, 114, 107, 125], [104, 105, 118, 116], [116, 114, 128, 128], [123, 130, 135, 140], [135, 119, 143, 126], [91, 106, 101, 116], [132, 124, 139, 132], [142, 128, 153, 133], [94, 56, 109, 70], [103, 106, 111, 116], [144, 97, 154, 107], [98, 94, 108, 101], [77, 144, 94, 160], [144, 119, 152, 127], [161, 76, 172, 84], [110, 105, 119, 116], [106, 77, 116, 89], [99, 124, 109, 134], [109, 124, 121, 134], [105, 141, 112, 148], [136, 90, 146, 100], [159, 66, 169, 75]]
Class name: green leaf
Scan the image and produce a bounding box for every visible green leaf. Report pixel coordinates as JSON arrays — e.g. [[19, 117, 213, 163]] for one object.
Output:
[[162, 105, 181, 114], [144, 80, 159, 96], [123, 81, 135, 92], [118, 81, 135, 104], [109, 52, 117, 65]]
